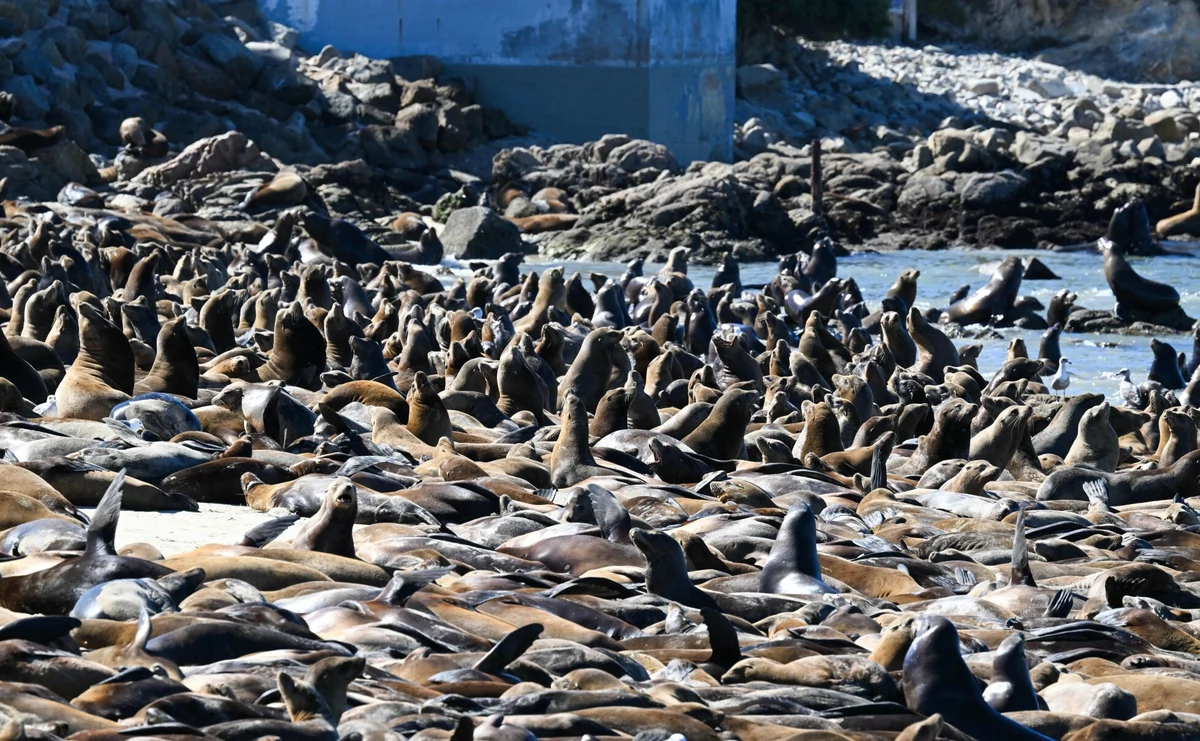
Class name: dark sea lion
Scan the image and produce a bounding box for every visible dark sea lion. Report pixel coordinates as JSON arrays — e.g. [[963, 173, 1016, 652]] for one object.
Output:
[[0, 472, 171, 614], [1149, 338, 1188, 389], [55, 302, 134, 420], [903, 615, 1053, 740], [1038, 450, 1200, 504], [0, 331, 47, 404], [759, 503, 837, 595], [134, 316, 199, 398], [1101, 203, 1181, 317], [256, 301, 325, 389], [944, 256, 1025, 326]]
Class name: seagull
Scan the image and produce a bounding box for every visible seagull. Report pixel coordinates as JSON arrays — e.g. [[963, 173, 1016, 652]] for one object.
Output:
[[1049, 358, 1071, 396], [1118, 368, 1143, 408]]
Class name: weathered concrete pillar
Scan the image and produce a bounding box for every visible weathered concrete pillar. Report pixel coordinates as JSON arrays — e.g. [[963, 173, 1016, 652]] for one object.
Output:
[[257, 0, 736, 164]]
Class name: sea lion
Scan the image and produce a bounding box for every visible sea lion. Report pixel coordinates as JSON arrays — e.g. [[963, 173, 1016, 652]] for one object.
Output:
[[1149, 338, 1188, 389], [903, 615, 1053, 740], [1038, 450, 1200, 504], [1101, 203, 1182, 318], [54, 302, 134, 420], [290, 477, 358, 559], [908, 306, 959, 379], [1063, 401, 1120, 472], [759, 503, 837, 595], [944, 256, 1025, 326], [1157, 183, 1200, 238]]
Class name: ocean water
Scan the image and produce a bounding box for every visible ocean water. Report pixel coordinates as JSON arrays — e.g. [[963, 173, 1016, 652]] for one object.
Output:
[[519, 248, 1200, 403]]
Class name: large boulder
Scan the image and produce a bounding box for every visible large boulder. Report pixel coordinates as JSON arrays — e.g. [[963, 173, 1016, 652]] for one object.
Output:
[[440, 207, 523, 260]]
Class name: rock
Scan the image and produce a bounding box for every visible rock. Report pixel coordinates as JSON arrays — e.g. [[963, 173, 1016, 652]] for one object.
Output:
[[346, 80, 399, 114], [391, 55, 443, 82], [176, 52, 240, 100], [1012, 131, 1072, 165], [395, 103, 438, 150], [35, 140, 100, 185], [1136, 136, 1165, 159], [440, 206, 523, 260], [608, 140, 678, 174], [1024, 257, 1059, 280], [1160, 89, 1183, 108], [1145, 110, 1182, 143], [3, 74, 49, 121], [197, 31, 263, 88], [1094, 117, 1153, 143], [959, 170, 1028, 209], [134, 131, 267, 186], [737, 64, 786, 100], [968, 79, 1000, 95], [1024, 76, 1070, 99], [313, 45, 341, 67]]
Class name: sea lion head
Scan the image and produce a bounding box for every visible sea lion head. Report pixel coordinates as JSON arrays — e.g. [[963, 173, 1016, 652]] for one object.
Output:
[[326, 477, 357, 517]]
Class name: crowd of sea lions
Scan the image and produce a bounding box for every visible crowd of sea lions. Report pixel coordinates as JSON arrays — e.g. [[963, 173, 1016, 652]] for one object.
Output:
[[2, 142, 1200, 741]]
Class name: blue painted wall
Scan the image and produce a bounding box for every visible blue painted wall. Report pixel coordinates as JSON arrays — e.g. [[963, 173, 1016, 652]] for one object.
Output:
[[256, 0, 735, 163]]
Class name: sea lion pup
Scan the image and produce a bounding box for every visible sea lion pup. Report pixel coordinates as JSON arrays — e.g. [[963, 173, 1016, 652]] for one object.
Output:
[[0, 329, 46, 403], [903, 615, 1053, 741], [1157, 182, 1200, 238], [759, 503, 837, 595], [55, 301, 134, 420], [682, 387, 757, 459], [551, 390, 628, 487], [0, 471, 171, 614], [289, 477, 358, 559], [940, 460, 1002, 494], [133, 316, 198, 398], [255, 301, 326, 389], [119, 116, 168, 158], [1063, 401, 1119, 471]]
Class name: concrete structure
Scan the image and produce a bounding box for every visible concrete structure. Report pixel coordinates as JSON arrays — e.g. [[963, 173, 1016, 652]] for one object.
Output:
[[256, 0, 736, 164]]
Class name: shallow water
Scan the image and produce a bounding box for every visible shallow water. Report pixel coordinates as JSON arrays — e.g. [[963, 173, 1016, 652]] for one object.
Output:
[[520, 248, 1200, 404]]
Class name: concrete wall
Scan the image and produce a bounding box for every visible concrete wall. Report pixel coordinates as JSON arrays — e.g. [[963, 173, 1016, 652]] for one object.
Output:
[[256, 0, 735, 164]]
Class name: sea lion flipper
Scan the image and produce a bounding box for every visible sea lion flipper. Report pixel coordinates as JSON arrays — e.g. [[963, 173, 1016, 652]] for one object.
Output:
[[0, 615, 81, 644], [1083, 479, 1111, 513], [239, 514, 300, 547], [472, 623, 543, 674], [585, 484, 631, 544], [96, 665, 155, 686], [450, 716, 473, 741], [86, 468, 125, 556], [132, 607, 152, 650], [700, 607, 741, 669], [375, 566, 454, 606], [870, 441, 888, 492], [1044, 588, 1075, 619], [156, 568, 207, 604], [1009, 507, 1036, 588]]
